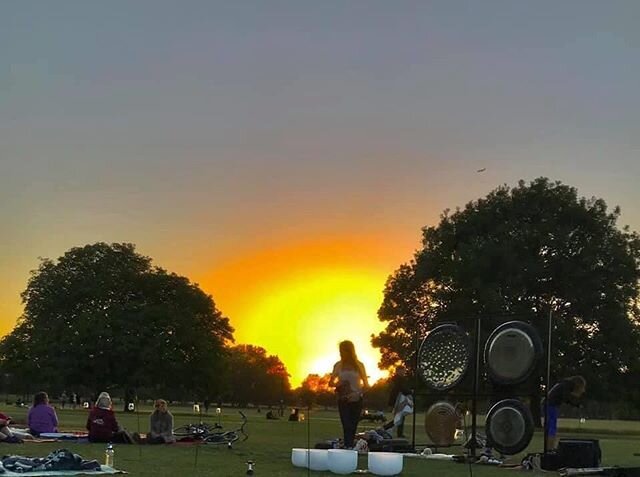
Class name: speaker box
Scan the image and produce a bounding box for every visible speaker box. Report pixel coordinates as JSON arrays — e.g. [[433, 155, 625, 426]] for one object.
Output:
[[558, 439, 602, 468]]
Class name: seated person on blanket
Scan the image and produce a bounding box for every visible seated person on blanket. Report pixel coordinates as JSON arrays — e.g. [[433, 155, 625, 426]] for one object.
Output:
[[146, 399, 176, 444], [0, 411, 23, 443], [86, 392, 134, 444], [28, 391, 59, 436]]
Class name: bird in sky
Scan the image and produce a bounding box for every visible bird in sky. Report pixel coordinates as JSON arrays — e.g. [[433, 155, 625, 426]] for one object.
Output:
[[477, 168, 486, 173]]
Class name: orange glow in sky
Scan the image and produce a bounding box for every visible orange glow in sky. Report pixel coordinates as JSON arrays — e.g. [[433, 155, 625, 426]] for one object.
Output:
[[201, 236, 405, 387]]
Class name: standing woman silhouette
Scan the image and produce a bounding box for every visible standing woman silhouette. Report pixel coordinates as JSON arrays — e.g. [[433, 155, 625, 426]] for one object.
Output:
[[330, 340, 369, 449]]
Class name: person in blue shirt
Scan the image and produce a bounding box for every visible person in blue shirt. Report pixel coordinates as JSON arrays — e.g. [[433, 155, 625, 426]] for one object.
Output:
[[546, 375, 586, 450]]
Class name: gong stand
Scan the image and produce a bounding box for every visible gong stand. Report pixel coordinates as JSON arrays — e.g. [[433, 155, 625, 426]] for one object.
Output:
[[411, 311, 553, 458], [411, 317, 480, 456]]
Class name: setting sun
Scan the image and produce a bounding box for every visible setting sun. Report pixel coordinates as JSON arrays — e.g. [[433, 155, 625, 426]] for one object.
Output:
[[202, 238, 399, 387], [239, 268, 388, 386]]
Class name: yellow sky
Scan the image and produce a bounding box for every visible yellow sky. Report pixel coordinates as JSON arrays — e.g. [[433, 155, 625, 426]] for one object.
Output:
[[0, 233, 418, 388], [201, 235, 414, 387]]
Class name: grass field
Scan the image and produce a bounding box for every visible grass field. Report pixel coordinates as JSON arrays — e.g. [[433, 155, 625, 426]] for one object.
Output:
[[3, 404, 640, 476]]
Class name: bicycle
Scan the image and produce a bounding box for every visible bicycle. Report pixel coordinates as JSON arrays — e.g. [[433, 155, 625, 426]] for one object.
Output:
[[202, 411, 248, 448], [174, 421, 222, 439]]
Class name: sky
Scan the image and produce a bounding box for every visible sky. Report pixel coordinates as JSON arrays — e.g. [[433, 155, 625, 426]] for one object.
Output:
[[2, 1, 639, 386]]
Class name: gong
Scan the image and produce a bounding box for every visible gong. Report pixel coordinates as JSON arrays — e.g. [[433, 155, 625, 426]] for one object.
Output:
[[424, 401, 460, 447], [485, 399, 534, 455], [417, 324, 471, 391], [484, 321, 542, 385]]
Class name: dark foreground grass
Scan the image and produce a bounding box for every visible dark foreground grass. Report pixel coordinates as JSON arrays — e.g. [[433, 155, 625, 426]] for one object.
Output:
[[3, 406, 640, 476]]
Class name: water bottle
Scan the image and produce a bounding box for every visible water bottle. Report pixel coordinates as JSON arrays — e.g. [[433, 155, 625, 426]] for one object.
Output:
[[105, 443, 115, 467]]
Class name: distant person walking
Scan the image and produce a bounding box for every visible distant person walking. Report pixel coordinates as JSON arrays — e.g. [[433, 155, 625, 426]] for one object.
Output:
[[545, 375, 587, 450], [330, 340, 369, 449], [60, 391, 68, 409]]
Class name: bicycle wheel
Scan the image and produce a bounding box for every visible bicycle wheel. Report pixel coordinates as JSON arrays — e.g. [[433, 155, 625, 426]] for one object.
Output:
[[199, 423, 220, 434], [204, 432, 237, 445], [174, 425, 196, 437]]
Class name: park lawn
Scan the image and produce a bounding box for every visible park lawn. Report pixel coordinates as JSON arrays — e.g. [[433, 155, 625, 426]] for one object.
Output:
[[2, 406, 640, 476]]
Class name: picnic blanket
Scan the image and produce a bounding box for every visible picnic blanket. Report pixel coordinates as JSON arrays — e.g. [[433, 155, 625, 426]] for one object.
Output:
[[0, 465, 126, 476], [7, 429, 88, 443], [0, 449, 124, 476], [39, 433, 89, 442]]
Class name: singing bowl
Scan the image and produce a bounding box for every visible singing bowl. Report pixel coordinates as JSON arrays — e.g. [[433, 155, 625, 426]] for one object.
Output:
[[484, 321, 542, 385], [328, 449, 358, 474], [485, 399, 534, 455], [424, 401, 459, 446], [418, 324, 471, 391], [308, 449, 329, 471], [368, 452, 404, 476], [291, 448, 309, 468]]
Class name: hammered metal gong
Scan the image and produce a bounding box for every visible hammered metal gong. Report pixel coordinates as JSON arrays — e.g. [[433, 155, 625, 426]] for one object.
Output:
[[484, 321, 542, 385], [424, 401, 459, 447], [485, 399, 534, 455], [418, 324, 471, 391]]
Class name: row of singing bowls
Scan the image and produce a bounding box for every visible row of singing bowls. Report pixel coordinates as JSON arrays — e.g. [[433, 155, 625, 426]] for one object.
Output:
[[291, 448, 403, 475]]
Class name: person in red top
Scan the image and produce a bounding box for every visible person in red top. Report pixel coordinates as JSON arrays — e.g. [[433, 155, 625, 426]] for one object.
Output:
[[86, 392, 134, 444], [0, 411, 22, 443]]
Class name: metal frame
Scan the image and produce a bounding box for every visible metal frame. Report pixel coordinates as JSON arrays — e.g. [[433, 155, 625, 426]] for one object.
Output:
[[410, 311, 553, 458]]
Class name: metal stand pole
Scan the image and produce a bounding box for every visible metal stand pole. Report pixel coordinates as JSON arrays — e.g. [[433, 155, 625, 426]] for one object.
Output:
[[543, 308, 553, 454], [470, 316, 481, 458], [411, 321, 420, 452]]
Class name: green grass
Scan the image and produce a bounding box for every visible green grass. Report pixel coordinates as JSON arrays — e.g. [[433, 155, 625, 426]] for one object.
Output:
[[3, 405, 640, 476]]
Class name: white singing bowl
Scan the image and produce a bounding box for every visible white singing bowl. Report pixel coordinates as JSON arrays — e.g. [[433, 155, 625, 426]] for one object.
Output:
[[308, 449, 329, 471], [368, 452, 404, 476], [291, 448, 309, 468], [328, 449, 358, 474]]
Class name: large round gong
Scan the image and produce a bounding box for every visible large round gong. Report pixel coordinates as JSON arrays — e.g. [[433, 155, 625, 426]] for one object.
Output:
[[418, 324, 471, 391], [484, 321, 542, 385], [485, 399, 534, 455], [424, 401, 459, 446]]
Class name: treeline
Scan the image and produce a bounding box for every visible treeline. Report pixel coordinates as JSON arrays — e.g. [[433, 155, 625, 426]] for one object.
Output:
[[0, 243, 291, 406], [2, 178, 640, 413]]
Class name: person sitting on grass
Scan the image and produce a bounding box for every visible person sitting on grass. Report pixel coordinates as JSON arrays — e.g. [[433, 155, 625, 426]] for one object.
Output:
[[145, 399, 176, 444], [0, 411, 22, 443], [86, 392, 134, 444], [27, 391, 59, 436], [384, 366, 413, 438], [546, 375, 587, 450]]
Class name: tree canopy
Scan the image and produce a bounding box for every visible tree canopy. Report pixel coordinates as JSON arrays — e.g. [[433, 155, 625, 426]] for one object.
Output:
[[0, 242, 234, 398], [224, 344, 291, 406], [373, 178, 640, 401]]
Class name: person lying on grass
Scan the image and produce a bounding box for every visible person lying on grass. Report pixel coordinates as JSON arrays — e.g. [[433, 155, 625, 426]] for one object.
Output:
[[86, 392, 135, 444]]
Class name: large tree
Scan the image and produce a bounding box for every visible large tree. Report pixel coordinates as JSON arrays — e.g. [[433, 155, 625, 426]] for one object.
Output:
[[373, 178, 640, 401], [0, 242, 234, 398]]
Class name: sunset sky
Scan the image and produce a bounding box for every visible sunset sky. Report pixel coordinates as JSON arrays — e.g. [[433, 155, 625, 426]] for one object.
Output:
[[2, 1, 640, 386]]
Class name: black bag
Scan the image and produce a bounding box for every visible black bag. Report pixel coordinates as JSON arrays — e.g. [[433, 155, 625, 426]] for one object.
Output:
[[557, 439, 601, 468]]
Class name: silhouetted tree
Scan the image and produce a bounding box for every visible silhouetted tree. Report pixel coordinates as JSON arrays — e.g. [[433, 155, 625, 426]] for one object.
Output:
[[373, 178, 640, 402], [295, 373, 334, 408], [226, 344, 290, 407], [0, 242, 234, 398]]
